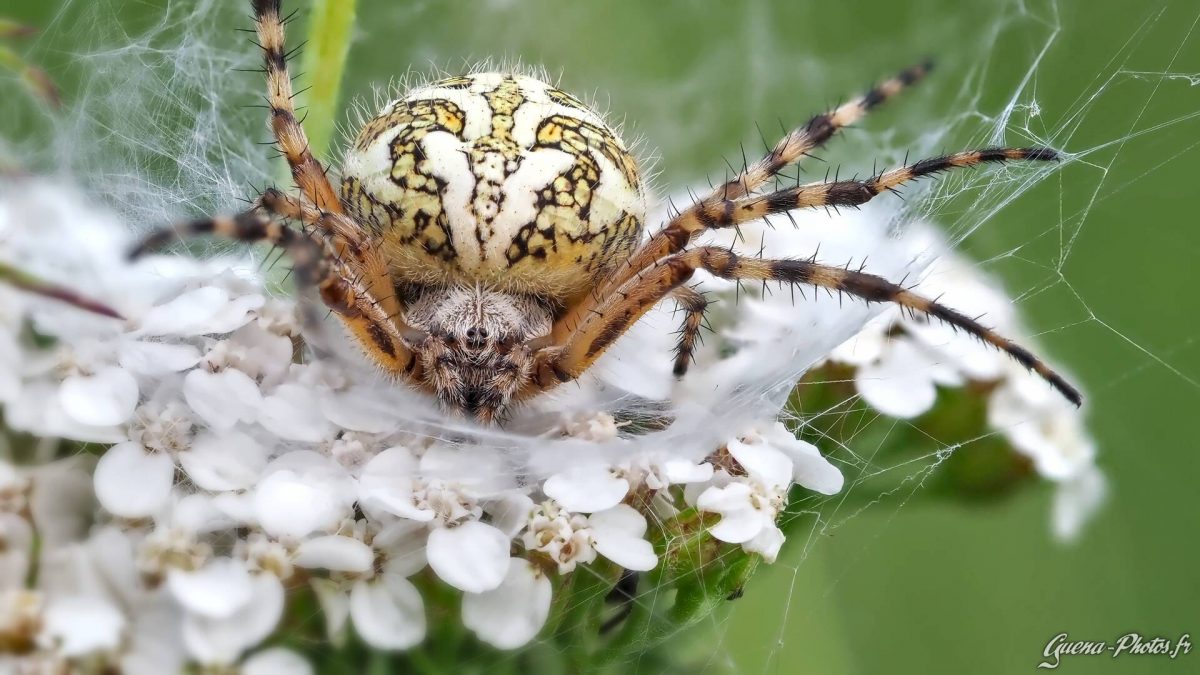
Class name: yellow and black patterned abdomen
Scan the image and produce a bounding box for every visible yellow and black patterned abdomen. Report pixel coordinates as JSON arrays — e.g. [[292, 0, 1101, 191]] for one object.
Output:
[[341, 73, 647, 302]]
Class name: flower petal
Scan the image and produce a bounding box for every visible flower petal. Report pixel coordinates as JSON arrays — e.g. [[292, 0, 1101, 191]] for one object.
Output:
[[743, 523, 785, 563], [588, 504, 657, 571], [93, 442, 174, 518], [543, 464, 629, 513], [462, 558, 552, 649], [253, 454, 354, 540], [183, 368, 262, 431], [349, 575, 426, 650], [59, 366, 139, 427], [294, 535, 374, 573], [728, 438, 793, 490], [426, 521, 511, 593], [855, 340, 938, 419], [181, 573, 284, 665], [118, 340, 201, 377], [695, 482, 763, 544], [167, 557, 252, 620], [39, 596, 126, 657], [258, 383, 334, 443], [243, 647, 314, 675], [179, 430, 267, 492]]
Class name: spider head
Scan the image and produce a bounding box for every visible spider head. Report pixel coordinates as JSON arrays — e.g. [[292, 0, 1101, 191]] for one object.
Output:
[[406, 286, 553, 423]]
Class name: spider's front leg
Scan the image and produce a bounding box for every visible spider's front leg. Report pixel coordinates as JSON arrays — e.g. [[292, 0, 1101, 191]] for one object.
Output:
[[528, 247, 1081, 406], [130, 208, 419, 376]]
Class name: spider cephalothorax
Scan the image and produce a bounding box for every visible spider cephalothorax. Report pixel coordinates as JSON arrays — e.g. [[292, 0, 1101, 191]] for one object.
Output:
[[133, 0, 1082, 424], [405, 286, 553, 423]]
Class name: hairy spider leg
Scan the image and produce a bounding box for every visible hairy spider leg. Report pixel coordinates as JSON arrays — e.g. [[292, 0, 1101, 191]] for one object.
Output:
[[530, 246, 1081, 406]]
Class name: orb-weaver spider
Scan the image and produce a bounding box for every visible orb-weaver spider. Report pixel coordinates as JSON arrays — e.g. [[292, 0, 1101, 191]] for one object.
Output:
[[133, 0, 1080, 423]]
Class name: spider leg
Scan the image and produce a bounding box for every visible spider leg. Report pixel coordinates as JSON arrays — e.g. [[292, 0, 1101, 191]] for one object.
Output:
[[552, 147, 1057, 348], [680, 148, 1057, 230], [531, 246, 1081, 406], [130, 209, 418, 376], [252, 1, 347, 226], [669, 286, 710, 377], [601, 61, 933, 297]]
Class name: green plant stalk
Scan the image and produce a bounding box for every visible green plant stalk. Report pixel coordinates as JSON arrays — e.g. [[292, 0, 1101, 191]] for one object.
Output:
[[297, 0, 357, 162]]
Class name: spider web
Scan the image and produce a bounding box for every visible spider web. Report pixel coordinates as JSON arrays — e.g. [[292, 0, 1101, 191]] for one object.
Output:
[[4, 0, 1198, 672]]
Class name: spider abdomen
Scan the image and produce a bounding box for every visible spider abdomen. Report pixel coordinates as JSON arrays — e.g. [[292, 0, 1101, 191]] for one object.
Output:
[[341, 72, 647, 301]]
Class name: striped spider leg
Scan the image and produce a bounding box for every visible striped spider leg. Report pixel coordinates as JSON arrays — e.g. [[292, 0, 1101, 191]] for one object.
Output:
[[525, 70, 1081, 407]]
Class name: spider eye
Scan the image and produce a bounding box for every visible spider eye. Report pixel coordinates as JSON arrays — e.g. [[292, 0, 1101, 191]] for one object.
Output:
[[465, 326, 489, 348]]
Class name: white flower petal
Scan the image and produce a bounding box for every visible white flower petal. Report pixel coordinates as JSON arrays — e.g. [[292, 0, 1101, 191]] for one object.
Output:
[[1053, 465, 1107, 542], [727, 438, 793, 490], [484, 492, 535, 538], [661, 459, 714, 485], [321, 387, 399, 434], [118, 341, 201, 377], [183, 368, 262, 431], [179, 430, 267, 492], [294, 536, 374, 573], [374, 521, 429, 578], [743, 523, 786, 563], [589, 504, 657, 571], [765, 426, 844, 495], [59, 366, 139, 427], [310, 578, 351, 643], [253, 455, 354, 539], [181, 573, 284, 665], [543, 464, 630, 513], [426, 521, 511, 593], [462, 558, 551, 650], [39, 596, 126, 657], [349, 574, 426, 650], [137, 287, 230, 336], [167, 558, 252, 620], [93, 442, 174, 518], [856, 340, 938, 418], [259, 383, 334, 443], [696, 482, 763, 544], [243, 647, 313, 675], [357, 446, 427, 521]]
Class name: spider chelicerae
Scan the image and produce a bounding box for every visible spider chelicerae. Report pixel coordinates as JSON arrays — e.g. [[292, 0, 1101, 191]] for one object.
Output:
[[134, 0, 1081, 424]]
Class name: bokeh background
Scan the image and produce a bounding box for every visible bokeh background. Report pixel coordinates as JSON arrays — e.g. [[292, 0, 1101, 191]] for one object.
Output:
[[3, 1, 1197, 673]]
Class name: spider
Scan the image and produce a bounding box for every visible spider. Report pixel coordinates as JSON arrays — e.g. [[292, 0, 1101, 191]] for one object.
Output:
[[133, 0, 1081, 424]]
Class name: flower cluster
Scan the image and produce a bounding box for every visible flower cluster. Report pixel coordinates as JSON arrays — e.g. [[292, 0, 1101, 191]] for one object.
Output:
[[0, 180, 1100, 671]]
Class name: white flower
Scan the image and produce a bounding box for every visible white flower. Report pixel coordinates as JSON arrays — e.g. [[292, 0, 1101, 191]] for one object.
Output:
[[523, 501, 597, 574], [694, 425, 840, 563]]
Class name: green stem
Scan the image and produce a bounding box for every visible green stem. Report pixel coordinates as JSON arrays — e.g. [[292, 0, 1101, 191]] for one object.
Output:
[[297, 0, 357, 162]]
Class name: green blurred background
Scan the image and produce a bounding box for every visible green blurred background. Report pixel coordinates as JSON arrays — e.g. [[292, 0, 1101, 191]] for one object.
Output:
[[3, 1, 1197, 673]]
